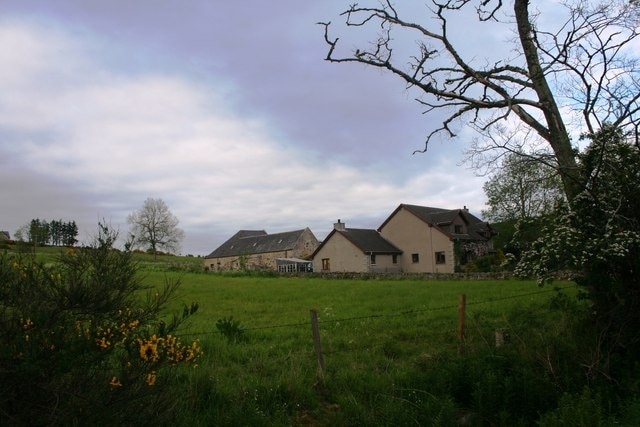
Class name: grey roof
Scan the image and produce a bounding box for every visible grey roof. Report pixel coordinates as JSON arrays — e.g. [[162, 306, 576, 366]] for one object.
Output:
[[205, 229, 308, 258], [312, 228, 402, 258], [381, 204, 494, 241], [459, 210, 495, 241]]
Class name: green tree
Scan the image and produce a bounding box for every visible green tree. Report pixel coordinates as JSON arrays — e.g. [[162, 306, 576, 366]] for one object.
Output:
[[49, 219, 62, 246], [127, 198, 185, 260], [62, 220, 78, 246], [28, 218, 49, 246], [482, 153, 564, 222]]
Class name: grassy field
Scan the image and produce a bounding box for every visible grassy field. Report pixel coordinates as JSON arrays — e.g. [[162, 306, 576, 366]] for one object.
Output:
[[5, 245, 586, 425], [135, 259, 578, 425]]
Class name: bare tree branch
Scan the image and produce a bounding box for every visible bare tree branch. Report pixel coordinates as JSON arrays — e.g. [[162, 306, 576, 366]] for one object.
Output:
[[320, 0, 639, 201]]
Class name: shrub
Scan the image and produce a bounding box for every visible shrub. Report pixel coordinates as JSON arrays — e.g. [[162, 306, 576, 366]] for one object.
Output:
[[0, 223, 202, 425], [216, 316, 248, 343]]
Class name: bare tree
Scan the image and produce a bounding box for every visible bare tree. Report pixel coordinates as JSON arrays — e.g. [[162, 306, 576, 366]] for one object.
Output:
[[127, 198, 185, 260], [319, 0, 640, 201]]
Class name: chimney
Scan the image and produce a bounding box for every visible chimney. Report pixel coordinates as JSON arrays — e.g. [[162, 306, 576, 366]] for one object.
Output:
[[334, 219, 346, 231], [463, 206, 469, 212]]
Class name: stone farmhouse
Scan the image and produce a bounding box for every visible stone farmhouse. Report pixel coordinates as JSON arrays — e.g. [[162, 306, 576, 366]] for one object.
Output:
[[203, 228, 319, 272], [312, 204, 495, 274]]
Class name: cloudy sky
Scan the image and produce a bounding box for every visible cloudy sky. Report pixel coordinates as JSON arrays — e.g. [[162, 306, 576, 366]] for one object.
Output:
[[1, 1, 495, 255]]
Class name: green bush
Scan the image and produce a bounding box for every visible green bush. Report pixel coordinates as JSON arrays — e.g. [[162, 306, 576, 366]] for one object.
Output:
[[538, 389, 616, 427], [0, 224, 202, 425], [216, 316, 248, 343], [464, 250, 507, 273]]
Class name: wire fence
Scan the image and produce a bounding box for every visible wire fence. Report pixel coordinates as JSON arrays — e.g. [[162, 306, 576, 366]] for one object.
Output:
[[178, 284, 574, 338], [174, 284, 578, 376]]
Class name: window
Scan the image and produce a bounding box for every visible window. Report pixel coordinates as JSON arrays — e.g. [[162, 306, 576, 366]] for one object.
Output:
[[435, 251, 446, 264], [322, 258, 330, 271], [392, 254, 398, 264], [411, 253, 420, 263], [454, 225, 463, 234], [370, 254, 376, 265]]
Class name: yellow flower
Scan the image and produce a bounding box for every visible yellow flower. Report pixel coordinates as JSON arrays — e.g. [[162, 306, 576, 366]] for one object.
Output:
[[97, 336, 110, 350], [22, 318, 34, 331], [109, 377, 122, 387], [145, 371, 157, 386], [138, 336, 160, 362]]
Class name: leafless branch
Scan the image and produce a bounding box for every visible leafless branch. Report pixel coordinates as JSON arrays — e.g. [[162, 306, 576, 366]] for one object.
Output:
[[321, 0, 638, 200]]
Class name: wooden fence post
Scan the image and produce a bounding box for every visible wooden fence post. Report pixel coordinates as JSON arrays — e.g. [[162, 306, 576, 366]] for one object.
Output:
[[310, 309, 325, 380], [458, 294, 466, 352]]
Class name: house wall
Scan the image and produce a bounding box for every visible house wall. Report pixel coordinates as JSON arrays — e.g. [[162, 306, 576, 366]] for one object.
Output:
[[380, 207, 455, 273], [369, 253, 402, 273], [449, 216, 468, 235], [292, 228, 320, 259], [312, 233, 402, 273], [204, 250, 291, 271], [312, 233, 369, 273]]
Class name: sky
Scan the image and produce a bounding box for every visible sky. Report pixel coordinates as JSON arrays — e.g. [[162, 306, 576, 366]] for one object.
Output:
[[1, 1, 496, 255]]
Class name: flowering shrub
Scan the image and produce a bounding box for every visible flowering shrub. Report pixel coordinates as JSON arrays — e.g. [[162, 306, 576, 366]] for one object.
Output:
[[515, 126, 640, 377], [0, 223, 202, 425]]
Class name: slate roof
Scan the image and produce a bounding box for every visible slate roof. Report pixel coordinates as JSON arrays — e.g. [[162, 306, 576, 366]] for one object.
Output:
[[311, 228, 402, 259], [380, 204, 494, 241], [205, 229, 308, 258], [459, 210, 495, 241]]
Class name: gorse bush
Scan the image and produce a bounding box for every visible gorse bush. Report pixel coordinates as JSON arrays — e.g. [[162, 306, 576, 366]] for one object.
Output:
[[0, 223, 202, 426]]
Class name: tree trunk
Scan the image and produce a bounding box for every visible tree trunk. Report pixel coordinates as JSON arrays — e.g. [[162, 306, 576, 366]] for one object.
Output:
[[514, 0, 582, 201]]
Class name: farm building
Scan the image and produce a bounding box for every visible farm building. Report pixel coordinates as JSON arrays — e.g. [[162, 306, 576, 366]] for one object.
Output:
[[378, 204, 495, 273], [311, 220, 402, 273], [312, 204, 495, 274], [204, 228, 319, 271]]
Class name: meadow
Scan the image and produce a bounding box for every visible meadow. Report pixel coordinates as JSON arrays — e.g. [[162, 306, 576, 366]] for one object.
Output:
[[133, 255, 585, 426], [9, 246, 625, 425]]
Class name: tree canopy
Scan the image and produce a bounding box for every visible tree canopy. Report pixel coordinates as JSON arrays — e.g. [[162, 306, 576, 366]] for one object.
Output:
[[127, 198, 184, 259], [482, 152, 564, 222]]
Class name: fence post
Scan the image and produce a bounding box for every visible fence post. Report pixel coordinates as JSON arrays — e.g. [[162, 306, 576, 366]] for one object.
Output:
[[458, 294, 466, 352], [309, 309, 325, 380]]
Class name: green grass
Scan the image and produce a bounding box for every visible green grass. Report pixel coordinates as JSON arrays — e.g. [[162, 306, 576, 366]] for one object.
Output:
[[157, 272, 571, 337], [7, 245, 595, 425], [137, 266, 579, 425]]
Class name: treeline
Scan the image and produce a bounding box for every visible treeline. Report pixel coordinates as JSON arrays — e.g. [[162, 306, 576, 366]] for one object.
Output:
[[15, 218, 78, 247]]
